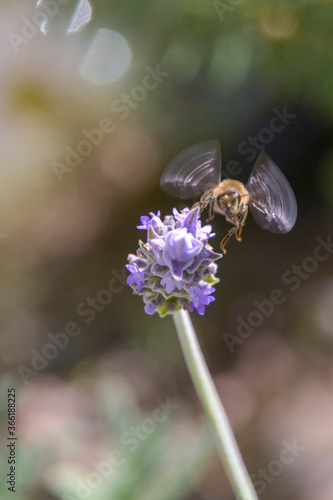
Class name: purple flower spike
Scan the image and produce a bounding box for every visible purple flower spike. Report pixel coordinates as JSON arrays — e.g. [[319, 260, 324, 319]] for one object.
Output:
[[126, 207, 222, 317]]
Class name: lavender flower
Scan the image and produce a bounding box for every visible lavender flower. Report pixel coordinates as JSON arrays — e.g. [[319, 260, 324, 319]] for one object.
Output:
[[126, 206, 222, 317]]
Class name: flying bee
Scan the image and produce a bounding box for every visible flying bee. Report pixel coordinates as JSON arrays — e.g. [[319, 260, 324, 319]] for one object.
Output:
[[160, 140, 297, 254]]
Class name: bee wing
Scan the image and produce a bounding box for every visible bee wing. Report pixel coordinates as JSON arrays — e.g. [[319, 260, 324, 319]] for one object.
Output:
[[160, 140, 221, 199], [246, 150, 297, 233]]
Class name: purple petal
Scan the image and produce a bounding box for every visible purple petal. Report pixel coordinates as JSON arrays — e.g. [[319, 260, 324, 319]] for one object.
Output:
[[168, 260, 184, 281], [125, 263, 145, 292], [164, 229, 202, 262], [182, 205, 201, 236], [160, 273, 184, 294], [144, 302, 156, 315], [137, 215, 151, 230], [172, 207, 190, 225], [149, 238, 165, 265], [160, 275, 176, 294], [137, 211, 162, 230], [199, 224, 214, 240]]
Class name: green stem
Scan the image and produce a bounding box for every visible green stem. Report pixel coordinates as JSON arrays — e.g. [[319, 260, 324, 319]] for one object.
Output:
[[173, 308, 258, 500]]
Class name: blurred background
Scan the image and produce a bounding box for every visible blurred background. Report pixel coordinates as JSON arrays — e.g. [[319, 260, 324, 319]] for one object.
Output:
[[0, 0, 333, 499]]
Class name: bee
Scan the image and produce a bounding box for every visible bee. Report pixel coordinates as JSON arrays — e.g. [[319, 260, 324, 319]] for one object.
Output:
[[160, 140, 297, 254]]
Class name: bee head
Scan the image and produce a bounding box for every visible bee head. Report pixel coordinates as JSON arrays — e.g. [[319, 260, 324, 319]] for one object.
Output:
[[216, 191, 241, 216]]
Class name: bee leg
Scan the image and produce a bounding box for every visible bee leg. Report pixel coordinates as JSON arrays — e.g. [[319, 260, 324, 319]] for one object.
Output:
[[235, 206, 248, 242], [193, 190, 213, 220], [220, 227, 238, 254], [220, 219, 239, 254], [192, 198, 208, 215], [220, 233, 230, 254], [206, 201, 215, 222], [191, 201, 200, 212]]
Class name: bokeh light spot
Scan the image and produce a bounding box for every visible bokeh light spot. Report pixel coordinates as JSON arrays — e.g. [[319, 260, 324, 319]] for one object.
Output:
[[79, 29, 132, 85], [67, 0, 93, 34], [258, 3, 299, 40], [35, 0, 92, 36], [161, 37, 203, 85], [209, 34, 252, 90]]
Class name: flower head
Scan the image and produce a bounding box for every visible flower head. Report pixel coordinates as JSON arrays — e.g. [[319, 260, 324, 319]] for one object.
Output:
[[126, 206, 222, 317]]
